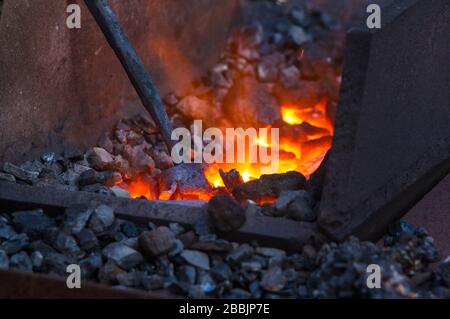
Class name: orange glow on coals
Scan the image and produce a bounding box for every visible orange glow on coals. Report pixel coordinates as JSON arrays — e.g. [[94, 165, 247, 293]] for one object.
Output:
[[126, 176, 155, 200], [203, 99, 333, 191]]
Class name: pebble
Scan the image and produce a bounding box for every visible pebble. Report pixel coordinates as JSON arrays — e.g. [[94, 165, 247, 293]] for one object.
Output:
[[110, 186, 131, 198], [62, 204, 94, 234], [0, 250, 9, 269], [9, 252, 33, 272], [180, 250, 210, 270], [227, 244, 254, 264], [211, 262, 233, 282], [12, 209, 55, 238], [102, 243, 144, 270], [287, 196, 316, 222], [207, 195, 246, 233], [88, 205, 115, 233], [2, 162, 39, 183], [75, 228, 99, 251], [178, 265, 197, 284], [139, 226, 176, 258], [30, 251, 44, 268], [261, 266, 287, 292], [0, 233, 29, 255], [54, 231, 85, 259], [256, 247, 286, 259]]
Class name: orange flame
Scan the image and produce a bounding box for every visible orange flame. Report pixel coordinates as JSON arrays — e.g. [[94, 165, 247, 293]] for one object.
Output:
[[126, 176, 155, 200]]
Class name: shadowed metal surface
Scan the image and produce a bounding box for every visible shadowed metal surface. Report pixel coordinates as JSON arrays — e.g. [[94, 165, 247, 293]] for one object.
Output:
[[318, 0, 450, 242]]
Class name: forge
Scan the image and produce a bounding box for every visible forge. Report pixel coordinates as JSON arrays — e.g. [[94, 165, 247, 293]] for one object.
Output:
[[0, 0, 449, 299]]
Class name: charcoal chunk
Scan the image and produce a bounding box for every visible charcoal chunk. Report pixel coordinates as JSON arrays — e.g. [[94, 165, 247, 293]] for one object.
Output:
[[261, 266, 286, 292], [88, 205, 115, 234], [180, 250, 210, 270], [62, 204, 94, 234], [12, 209, 55, 238], [10, 252, 33, 272], [207, 195, 246, 232], [102, 243, 144, 270], [139, 226, 176, 258], [232, 172, 306, 203], [0, 250, 9, 269], [2, 162, 39, 183]]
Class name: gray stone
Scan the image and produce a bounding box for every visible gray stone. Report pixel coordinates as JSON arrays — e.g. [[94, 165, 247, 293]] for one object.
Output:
[[211, 262, 232, 282], [98, 260, 127, 285], [42, 252, 73, 275], [256, 247, 287, 259], [168, 223, 185, 236], [139, 226, 176, 258], [120, 221, 140, 238], [223, 76, 281, 127], [81, 183, 114, 196], [168, 239, 184, 257], [10, 252, 33, 272], [228, 288, 252, 299], [288, 197, 316, 222], [227, 243, 254, 264], [180, 250, 210, 270], [140, 274, 165, 291], [191, 239, 233, 253], [0, 172, 15, 183], [198, 271, 216, 294], [54, 231, 85, 259], [241, 260, 263, 272], [30, 251, 44, 268], [116, 272, 140, 287], [0, 219, 17, 240], [208, 195, 246, 232], [2, 162, 39, 183], [261, 266, 287, 292], [12, 209, 55, 238], [178, 265, 197, 285], [74, 228, 99, 251], [102, 243, 144, 270], [0, 250, 9, 269], [0, 233, 29, 255], [89, 205, 115, 233], [110, 186, 131, 198], [62, 204, 94, 234], [41, 152, 56, 165], [290, 7, 312, 27], [79, 254, 103, 279], [86, 147, 115, 170], [29, 240, 57, 255], [288, 26, 312, 46], [275, 190, 310, 211]]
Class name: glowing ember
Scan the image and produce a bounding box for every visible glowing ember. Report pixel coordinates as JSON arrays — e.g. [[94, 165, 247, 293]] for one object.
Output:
[[203, 99, 333, 189], [126, 176, 155, 200]]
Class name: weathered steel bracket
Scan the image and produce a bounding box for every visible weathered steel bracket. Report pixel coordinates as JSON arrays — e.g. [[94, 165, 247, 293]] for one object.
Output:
[[318, 0, 450, 241]]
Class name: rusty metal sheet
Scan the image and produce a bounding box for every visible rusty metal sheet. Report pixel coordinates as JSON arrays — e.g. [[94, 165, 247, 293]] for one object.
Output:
[[0, 269, 172, 299]]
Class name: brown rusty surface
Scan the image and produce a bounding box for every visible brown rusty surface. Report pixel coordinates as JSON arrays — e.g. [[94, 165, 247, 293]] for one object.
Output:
[[0, 181, 321, 251], [0, 0, 239, 163], [0, 268, 172, 299]]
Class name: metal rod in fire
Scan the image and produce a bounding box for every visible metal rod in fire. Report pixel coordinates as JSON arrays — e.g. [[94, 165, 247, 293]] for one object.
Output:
[[84, 0, 174, 151]]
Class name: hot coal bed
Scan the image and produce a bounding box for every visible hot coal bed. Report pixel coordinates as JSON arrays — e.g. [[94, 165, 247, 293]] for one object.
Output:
[[0, 0, 450, 299]]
